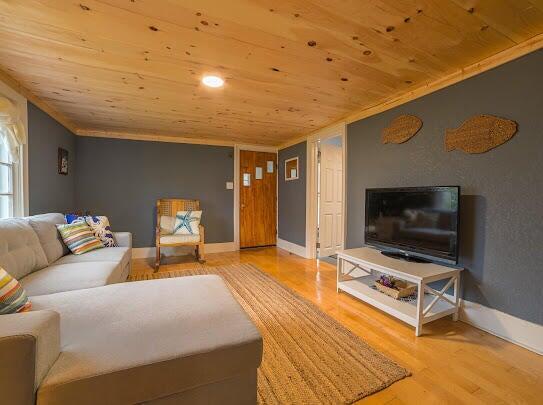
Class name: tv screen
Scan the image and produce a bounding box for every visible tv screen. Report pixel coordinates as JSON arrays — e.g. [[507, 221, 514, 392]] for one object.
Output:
[[365, 187, 460, 264]]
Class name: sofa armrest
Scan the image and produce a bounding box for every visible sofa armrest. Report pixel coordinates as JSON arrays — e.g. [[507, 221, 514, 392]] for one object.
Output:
[[114, 232, 132, 248], [0, 310, 60, 404]]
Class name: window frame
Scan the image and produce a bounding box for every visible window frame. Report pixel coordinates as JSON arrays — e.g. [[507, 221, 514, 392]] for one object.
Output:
[[1, 81, 28, 219], [0, 140, 23, 219]]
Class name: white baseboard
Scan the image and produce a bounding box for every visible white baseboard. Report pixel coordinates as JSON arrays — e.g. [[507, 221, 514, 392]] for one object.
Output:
[[277, 238, 309, 258], [132, 242, 237, 259], [456, 298, 542, 355]]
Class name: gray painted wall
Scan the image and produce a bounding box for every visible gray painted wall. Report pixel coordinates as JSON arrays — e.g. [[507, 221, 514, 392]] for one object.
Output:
[[347, 49, 543, 325], [75, 137, 234, 248], [278, 141, 307, 246], [28, 102, 76, 214]]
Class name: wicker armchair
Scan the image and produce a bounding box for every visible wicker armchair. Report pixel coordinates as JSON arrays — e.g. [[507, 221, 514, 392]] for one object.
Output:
[[155, 198, 205, 270]]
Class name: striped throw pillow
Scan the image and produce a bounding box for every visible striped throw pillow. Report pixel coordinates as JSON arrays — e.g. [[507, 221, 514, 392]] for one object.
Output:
[[0, 268, 31, 315], [57, 221, 104, 255]]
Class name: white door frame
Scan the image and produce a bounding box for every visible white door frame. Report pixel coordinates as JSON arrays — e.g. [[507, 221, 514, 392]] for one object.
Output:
[[305, 122, 347, 259], [233, 144, 278, 250]]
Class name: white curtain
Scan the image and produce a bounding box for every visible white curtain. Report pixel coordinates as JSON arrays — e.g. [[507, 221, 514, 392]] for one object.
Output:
[[0, 96, 26, 163]]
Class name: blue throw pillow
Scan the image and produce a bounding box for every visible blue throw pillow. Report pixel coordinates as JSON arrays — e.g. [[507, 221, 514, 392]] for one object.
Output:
[[65, 213, 85, 224]]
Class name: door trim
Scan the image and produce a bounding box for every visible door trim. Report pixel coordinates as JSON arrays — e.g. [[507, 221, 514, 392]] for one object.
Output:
[[305, 122, 347, 259], [234, 144, 278, 250]]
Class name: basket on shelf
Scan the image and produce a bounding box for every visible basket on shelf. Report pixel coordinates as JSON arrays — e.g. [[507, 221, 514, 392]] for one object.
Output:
[[374, 275, 416, 299]]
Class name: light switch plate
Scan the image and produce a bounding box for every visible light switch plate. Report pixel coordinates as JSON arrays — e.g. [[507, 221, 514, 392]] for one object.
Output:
[[226, 181, 234, 189]]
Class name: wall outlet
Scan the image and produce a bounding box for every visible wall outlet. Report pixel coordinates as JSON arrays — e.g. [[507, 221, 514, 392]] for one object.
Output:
[[226, 181, 234, 190]]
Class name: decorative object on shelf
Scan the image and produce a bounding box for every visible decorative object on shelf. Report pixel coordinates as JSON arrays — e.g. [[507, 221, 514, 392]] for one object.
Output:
[[445, 114, 517, 153], [58, 147, 68, 175], [382, 114, 423, 144], [370, 284, 418, 302], [374, 275, 417, 300], [285, 157, 299, 181]]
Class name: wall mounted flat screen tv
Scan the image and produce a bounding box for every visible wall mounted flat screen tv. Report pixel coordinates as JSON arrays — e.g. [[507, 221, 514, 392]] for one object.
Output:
[[365, 186, 460, 265]]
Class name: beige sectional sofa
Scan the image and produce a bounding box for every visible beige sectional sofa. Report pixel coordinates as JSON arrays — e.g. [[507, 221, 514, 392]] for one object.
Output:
[[0, 213, 263, 405]]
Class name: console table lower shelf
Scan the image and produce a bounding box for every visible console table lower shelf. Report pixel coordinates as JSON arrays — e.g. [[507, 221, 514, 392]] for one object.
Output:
[[337, 247, 463, 336]]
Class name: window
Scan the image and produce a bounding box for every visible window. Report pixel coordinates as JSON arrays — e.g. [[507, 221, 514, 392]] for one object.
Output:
[[0, 140, 14, 218], [0, 94, 26, 218]]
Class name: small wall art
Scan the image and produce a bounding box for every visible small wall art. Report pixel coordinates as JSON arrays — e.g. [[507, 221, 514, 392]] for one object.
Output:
[[382, 114, 423, 144], [285, 157, 299, 181], [58, 148, 68, 175], [445, 114, 517, 154]]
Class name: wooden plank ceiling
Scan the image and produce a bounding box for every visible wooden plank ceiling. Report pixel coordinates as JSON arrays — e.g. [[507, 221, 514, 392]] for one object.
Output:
[[1, 0, 543, 146]]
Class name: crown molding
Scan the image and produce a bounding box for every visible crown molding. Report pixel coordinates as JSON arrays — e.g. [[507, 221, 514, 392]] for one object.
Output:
[[279, 33, 543, 149], [76, 128, 245, 147]]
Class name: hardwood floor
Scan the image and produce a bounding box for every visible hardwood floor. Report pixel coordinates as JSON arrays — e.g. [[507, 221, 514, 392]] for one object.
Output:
[[132, 247, 543, 404]]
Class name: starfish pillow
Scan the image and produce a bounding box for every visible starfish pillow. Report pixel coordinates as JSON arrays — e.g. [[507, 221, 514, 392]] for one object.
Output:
[[173, 210, 202, 235]]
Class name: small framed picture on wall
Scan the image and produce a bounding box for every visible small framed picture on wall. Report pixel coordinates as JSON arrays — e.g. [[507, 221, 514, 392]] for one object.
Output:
[[58, 148, 68, 175], [285, 157, 299, 181]]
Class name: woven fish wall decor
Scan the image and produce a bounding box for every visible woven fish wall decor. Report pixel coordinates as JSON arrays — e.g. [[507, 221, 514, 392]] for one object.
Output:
[[445, 115, 518, 154], [382, 115, 423, 144]]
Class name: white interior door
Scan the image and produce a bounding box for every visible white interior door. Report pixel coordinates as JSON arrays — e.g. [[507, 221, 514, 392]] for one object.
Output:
[[318, 141, 343, 257]]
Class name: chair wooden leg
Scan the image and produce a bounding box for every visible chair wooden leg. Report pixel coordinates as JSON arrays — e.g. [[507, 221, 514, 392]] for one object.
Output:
[[198, 243, 205, 263], [155, 245, 161, 272]]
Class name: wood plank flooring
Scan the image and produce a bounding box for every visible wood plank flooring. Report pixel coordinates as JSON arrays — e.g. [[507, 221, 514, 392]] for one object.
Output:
[[132, 247, 543, 404]]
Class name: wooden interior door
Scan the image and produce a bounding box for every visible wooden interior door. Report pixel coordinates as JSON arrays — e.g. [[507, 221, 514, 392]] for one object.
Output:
[[319, 142, 343, 257], [240, 150, 277, 248]]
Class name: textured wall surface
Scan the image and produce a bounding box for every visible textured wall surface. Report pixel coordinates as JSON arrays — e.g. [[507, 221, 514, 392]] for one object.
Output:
[[278, 141, 307, 246], [28, 102, 76, 214], [75, 137, 234, 247], [347, 49, 543, 325]]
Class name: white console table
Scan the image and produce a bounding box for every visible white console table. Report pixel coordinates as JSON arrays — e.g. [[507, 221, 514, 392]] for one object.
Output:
[[337, 247, 463, 336]]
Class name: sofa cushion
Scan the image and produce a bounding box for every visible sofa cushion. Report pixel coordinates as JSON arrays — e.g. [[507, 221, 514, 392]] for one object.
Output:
[[0, 310, 60, 395], [32, 276, 263, 404], [55, 247, 131, 284], [54, 246, 129, 264], [0, 218, 48, 280], [27, 213, 69, 264], [19, 261, 123, 297]]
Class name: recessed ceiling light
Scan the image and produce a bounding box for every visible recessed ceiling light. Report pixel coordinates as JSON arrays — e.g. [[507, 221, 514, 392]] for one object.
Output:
[[202, 75, 224, 88]]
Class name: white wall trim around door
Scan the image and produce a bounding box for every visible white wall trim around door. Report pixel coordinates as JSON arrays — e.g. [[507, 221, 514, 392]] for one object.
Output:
[[277, 238, 309, 258], [132, 242, 237, 259], [305, 122, 347, 259], [456, 297, 543, 355]]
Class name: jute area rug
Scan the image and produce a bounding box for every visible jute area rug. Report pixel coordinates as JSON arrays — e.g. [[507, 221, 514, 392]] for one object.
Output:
[[129, 263, 410, 404]]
